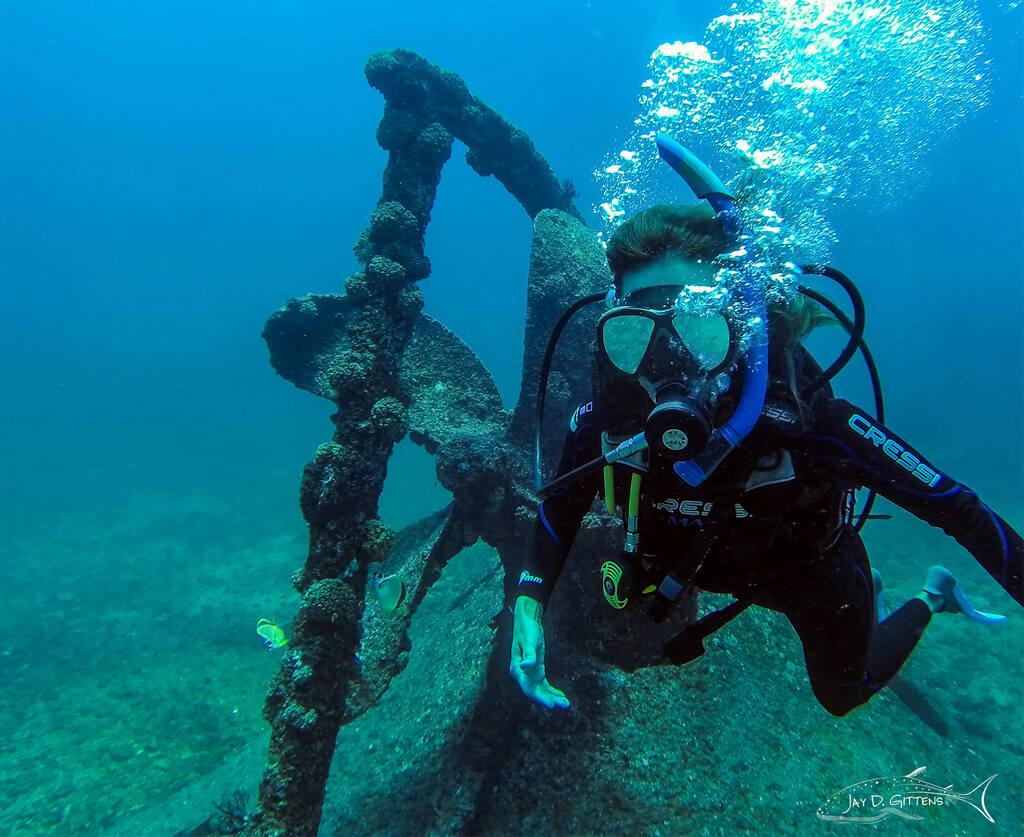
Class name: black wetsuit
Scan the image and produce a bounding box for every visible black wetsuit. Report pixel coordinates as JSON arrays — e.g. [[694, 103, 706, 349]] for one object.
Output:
[[518, 351, 1023, 716]]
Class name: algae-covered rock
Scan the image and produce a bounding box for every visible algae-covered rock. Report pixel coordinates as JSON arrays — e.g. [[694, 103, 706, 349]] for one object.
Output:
[[361, 517, 396, 563], [301, 579, 359, 626], [414, 122, 454, 167], [376, 104, 422, 151], [342, 270, 373, 303], [509, 209, 611, 449], [261, 294, 350, 398], [299, 443, 376, 530], [255, 47, 593, 837], [364, 255, 407, 292], [264, 298, 504, 451], [279, 703, 318, 731], [366, 200, 419, 242], [394, 285, 424, 319], [369, 397, 408, 445], [364, 48, 583, 222], [402, 315, 507, 452]]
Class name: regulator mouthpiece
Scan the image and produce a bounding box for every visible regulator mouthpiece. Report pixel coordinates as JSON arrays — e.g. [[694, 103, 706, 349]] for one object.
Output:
[[645, 384, 711, 459]]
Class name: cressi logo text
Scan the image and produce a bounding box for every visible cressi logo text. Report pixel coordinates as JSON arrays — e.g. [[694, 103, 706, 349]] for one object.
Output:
[[848, 414, 942, 488]]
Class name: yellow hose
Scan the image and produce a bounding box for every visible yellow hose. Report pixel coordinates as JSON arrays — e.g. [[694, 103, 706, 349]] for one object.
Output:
[[628, 472, 641, 518]]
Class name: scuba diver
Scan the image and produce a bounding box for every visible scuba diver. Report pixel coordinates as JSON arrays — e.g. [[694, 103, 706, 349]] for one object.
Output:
[[510, 136, 1023, 716]]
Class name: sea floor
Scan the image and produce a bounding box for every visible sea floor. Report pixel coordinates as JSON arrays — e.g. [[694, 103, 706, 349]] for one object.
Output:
[[0, 485, 301, 836], [318, 500, 1024, 837], [2, 477, 1021, 836]]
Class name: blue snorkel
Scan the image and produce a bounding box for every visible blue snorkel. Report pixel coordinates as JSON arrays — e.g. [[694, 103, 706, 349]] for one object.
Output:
[[655, 134, 769, 487]]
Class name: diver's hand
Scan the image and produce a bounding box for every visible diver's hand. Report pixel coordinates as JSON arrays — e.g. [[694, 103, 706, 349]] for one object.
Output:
[[510, 596, 570, 710]]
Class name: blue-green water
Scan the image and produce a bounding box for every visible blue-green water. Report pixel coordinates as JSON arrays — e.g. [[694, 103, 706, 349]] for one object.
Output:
[[1, 1, 1021, 834]]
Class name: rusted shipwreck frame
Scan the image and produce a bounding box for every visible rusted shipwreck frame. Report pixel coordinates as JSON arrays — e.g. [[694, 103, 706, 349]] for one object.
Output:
[[253, 48, 613, 835]]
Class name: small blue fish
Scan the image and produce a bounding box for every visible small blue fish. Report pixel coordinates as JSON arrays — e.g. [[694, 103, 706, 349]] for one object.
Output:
[[256, 618, 287, 650], [817, 766, 996, 824]]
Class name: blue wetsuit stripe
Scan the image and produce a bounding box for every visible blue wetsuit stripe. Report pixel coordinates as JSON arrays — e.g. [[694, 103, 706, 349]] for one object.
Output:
[[972, 493, 1011, 583], [810, 432, 1015, 596], [856, 565, 869, 593], [538, 500, 563, 551], [803, 435, 963, 499]]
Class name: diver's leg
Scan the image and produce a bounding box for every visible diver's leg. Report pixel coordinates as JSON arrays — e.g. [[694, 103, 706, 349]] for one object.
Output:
[[760, 527, 875, 715], [864, 597, 932, 687], [867, 561, 1008, 685], [763, 526, 928, 716]]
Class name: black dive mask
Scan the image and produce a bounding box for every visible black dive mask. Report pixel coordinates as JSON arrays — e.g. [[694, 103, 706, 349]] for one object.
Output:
[[595, 293, 741, 461]]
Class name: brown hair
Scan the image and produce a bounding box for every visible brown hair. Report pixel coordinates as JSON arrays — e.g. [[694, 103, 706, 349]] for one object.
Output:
[[605, 204, 736, 287], [608, 203, 836, 344]]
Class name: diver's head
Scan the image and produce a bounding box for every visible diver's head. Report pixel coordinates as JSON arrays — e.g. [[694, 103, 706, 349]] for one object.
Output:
[[596, 205, 741, 459], [606, 204, 736, 294], [603, 203, 741, 400]]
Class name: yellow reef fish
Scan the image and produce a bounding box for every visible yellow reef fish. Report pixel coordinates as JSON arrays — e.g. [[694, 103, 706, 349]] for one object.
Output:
[[256, 618, 287, 650]]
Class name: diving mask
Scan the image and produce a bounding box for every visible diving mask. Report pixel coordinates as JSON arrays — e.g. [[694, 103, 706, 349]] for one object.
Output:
[[598, 281, 740, 387], [598, 301, 736, 381], [595, 282, 742, 460]]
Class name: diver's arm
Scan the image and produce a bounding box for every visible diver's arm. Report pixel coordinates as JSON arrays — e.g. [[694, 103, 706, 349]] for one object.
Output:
[[515, 407, 601, 607], [509, 595, 570, 710], [511, 405, 599, 711], [811, 398, 1023, 605]]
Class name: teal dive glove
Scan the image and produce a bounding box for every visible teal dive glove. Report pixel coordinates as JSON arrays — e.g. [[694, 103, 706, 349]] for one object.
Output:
[[510, 596, 571, 710]]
